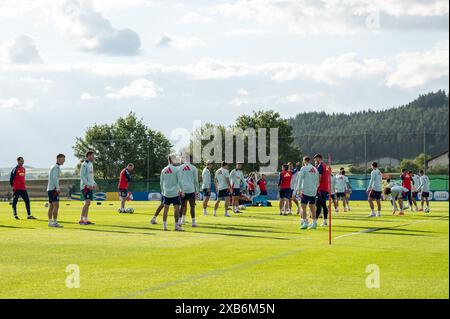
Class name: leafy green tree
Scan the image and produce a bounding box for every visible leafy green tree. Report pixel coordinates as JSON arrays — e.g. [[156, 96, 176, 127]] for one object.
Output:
[[73, 112, 172, 179], [189, 111, 301, 173], [400, 159, 420, 172], [234, 110, 301, 172]]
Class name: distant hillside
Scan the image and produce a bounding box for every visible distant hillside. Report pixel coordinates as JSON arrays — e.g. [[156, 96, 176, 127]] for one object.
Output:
[[289, 90, 449, 163]]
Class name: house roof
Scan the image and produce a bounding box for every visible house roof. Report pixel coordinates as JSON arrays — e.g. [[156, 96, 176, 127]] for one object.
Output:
[[429, 150, 449, 161]]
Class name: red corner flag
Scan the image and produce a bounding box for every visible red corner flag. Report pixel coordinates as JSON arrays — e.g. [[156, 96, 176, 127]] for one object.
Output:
[[328, 154, 333, 245]]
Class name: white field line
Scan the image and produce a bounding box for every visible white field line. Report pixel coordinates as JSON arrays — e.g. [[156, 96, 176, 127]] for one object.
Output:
[[334, 215, 449, 240]]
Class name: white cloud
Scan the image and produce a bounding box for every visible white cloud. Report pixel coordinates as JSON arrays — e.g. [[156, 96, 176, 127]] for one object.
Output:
[[155, 34, 203, 50], [1, 35, 43, 64], [81, 92, 100, 100], [59, 0, 141, 55], [277, 92, 328, 104], [386, 41, 449, 89], [226, 28, 272, 36], [265, 53, 390, 84], [178, 12, 215, 24], [106, 78, 162, 99], [0, 98, 34, 110], [209, 0, 449, 35], [237, 88, 249, 96]]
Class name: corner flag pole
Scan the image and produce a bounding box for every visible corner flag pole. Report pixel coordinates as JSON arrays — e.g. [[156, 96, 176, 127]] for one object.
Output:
[[328, 154, 333, 245]]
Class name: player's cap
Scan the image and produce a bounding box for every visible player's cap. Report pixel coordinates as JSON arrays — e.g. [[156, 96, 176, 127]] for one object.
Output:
[[206, 160, 214, 165]]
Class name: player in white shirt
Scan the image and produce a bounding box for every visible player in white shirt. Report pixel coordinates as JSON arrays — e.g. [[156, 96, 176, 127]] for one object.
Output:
[[214, 162, 232, 217], [410, 170, 420, 212], [367, 162, 383, 217], [418, 170, 431, 213], [330, 173, 338, 212], [229, 163, 245, 214], [201, 160, 214, 215], [384, 178, 409, 215], [334, 170, 348, 212], [289, 162, 301, 215]]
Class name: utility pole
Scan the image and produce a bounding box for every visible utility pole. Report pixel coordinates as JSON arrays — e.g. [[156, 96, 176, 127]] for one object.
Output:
[[423, 127, 426, 174]]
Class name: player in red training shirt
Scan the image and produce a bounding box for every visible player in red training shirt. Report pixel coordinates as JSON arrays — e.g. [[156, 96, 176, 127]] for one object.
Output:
[[118, 163, 134, 213], [10, 157, 35, 220], [278, 164, 292, 215], [400, 168, 413, 211], [314, 154, 330, 227]]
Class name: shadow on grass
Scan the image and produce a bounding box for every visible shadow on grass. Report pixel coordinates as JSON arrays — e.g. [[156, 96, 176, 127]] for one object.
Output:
[[74, 227, 155, 236], [196, 224, 299, 235], [0, 224, 35, 229], [334, 225, 435, 233], [189, 229, 291, 241]]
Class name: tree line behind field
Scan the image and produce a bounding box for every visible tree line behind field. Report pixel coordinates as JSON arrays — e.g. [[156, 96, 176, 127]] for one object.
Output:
[[73, 91, 449, 179], [289, 90, 449, 166]]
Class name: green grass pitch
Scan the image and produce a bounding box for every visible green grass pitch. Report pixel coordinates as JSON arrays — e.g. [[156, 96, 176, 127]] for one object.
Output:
[[0, 200, 448, 299]]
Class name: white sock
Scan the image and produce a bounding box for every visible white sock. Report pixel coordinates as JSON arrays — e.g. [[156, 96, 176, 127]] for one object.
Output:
[[163, 221, 167, 228], [371, 209, 375, 214], [192, 218, 196, 224], [203, 209, 207, 213]]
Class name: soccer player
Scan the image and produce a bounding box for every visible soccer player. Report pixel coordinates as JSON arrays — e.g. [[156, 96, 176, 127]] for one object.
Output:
[[79, 150, 97, 225], [384, 179, 409, 215], [230, 163, 245, 214], [343, 170, 352, 211], [257, 174, 268, 196], [334, 170, 347, 212], [314, 154, 330, 227], [160, 154, 183, 231], [179, 155, 200, 227], [278, 164, 292, 215], [247, 172, 256, 196], [150, 198, 164, 225], [295, 156, 319, 230], [214, 162, 232, 217], [118, 163, 134, 213], [367, 162, 383, 217], [400, 169, 413, 211], [201, 160, 214, 215], [330, 173, 338, 212], [410, 170, 420, 212], [418, 170, 431, 213], [47, 154, 65, 227], [10, 157, 35, 220], [289, 162, 301, 215]]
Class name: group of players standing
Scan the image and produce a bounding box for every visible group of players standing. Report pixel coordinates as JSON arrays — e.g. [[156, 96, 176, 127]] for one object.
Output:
[[7, 150, 432, 231]]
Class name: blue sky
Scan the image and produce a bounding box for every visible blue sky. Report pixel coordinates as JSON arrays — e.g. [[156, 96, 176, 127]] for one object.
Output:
[[0, 0, 448, 167]]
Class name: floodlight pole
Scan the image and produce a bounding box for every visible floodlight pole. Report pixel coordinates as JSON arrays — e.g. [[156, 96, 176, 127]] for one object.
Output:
[[423, 127, 426, 174], [147, 140, 150, 192], [364, 131, 367, 189]]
